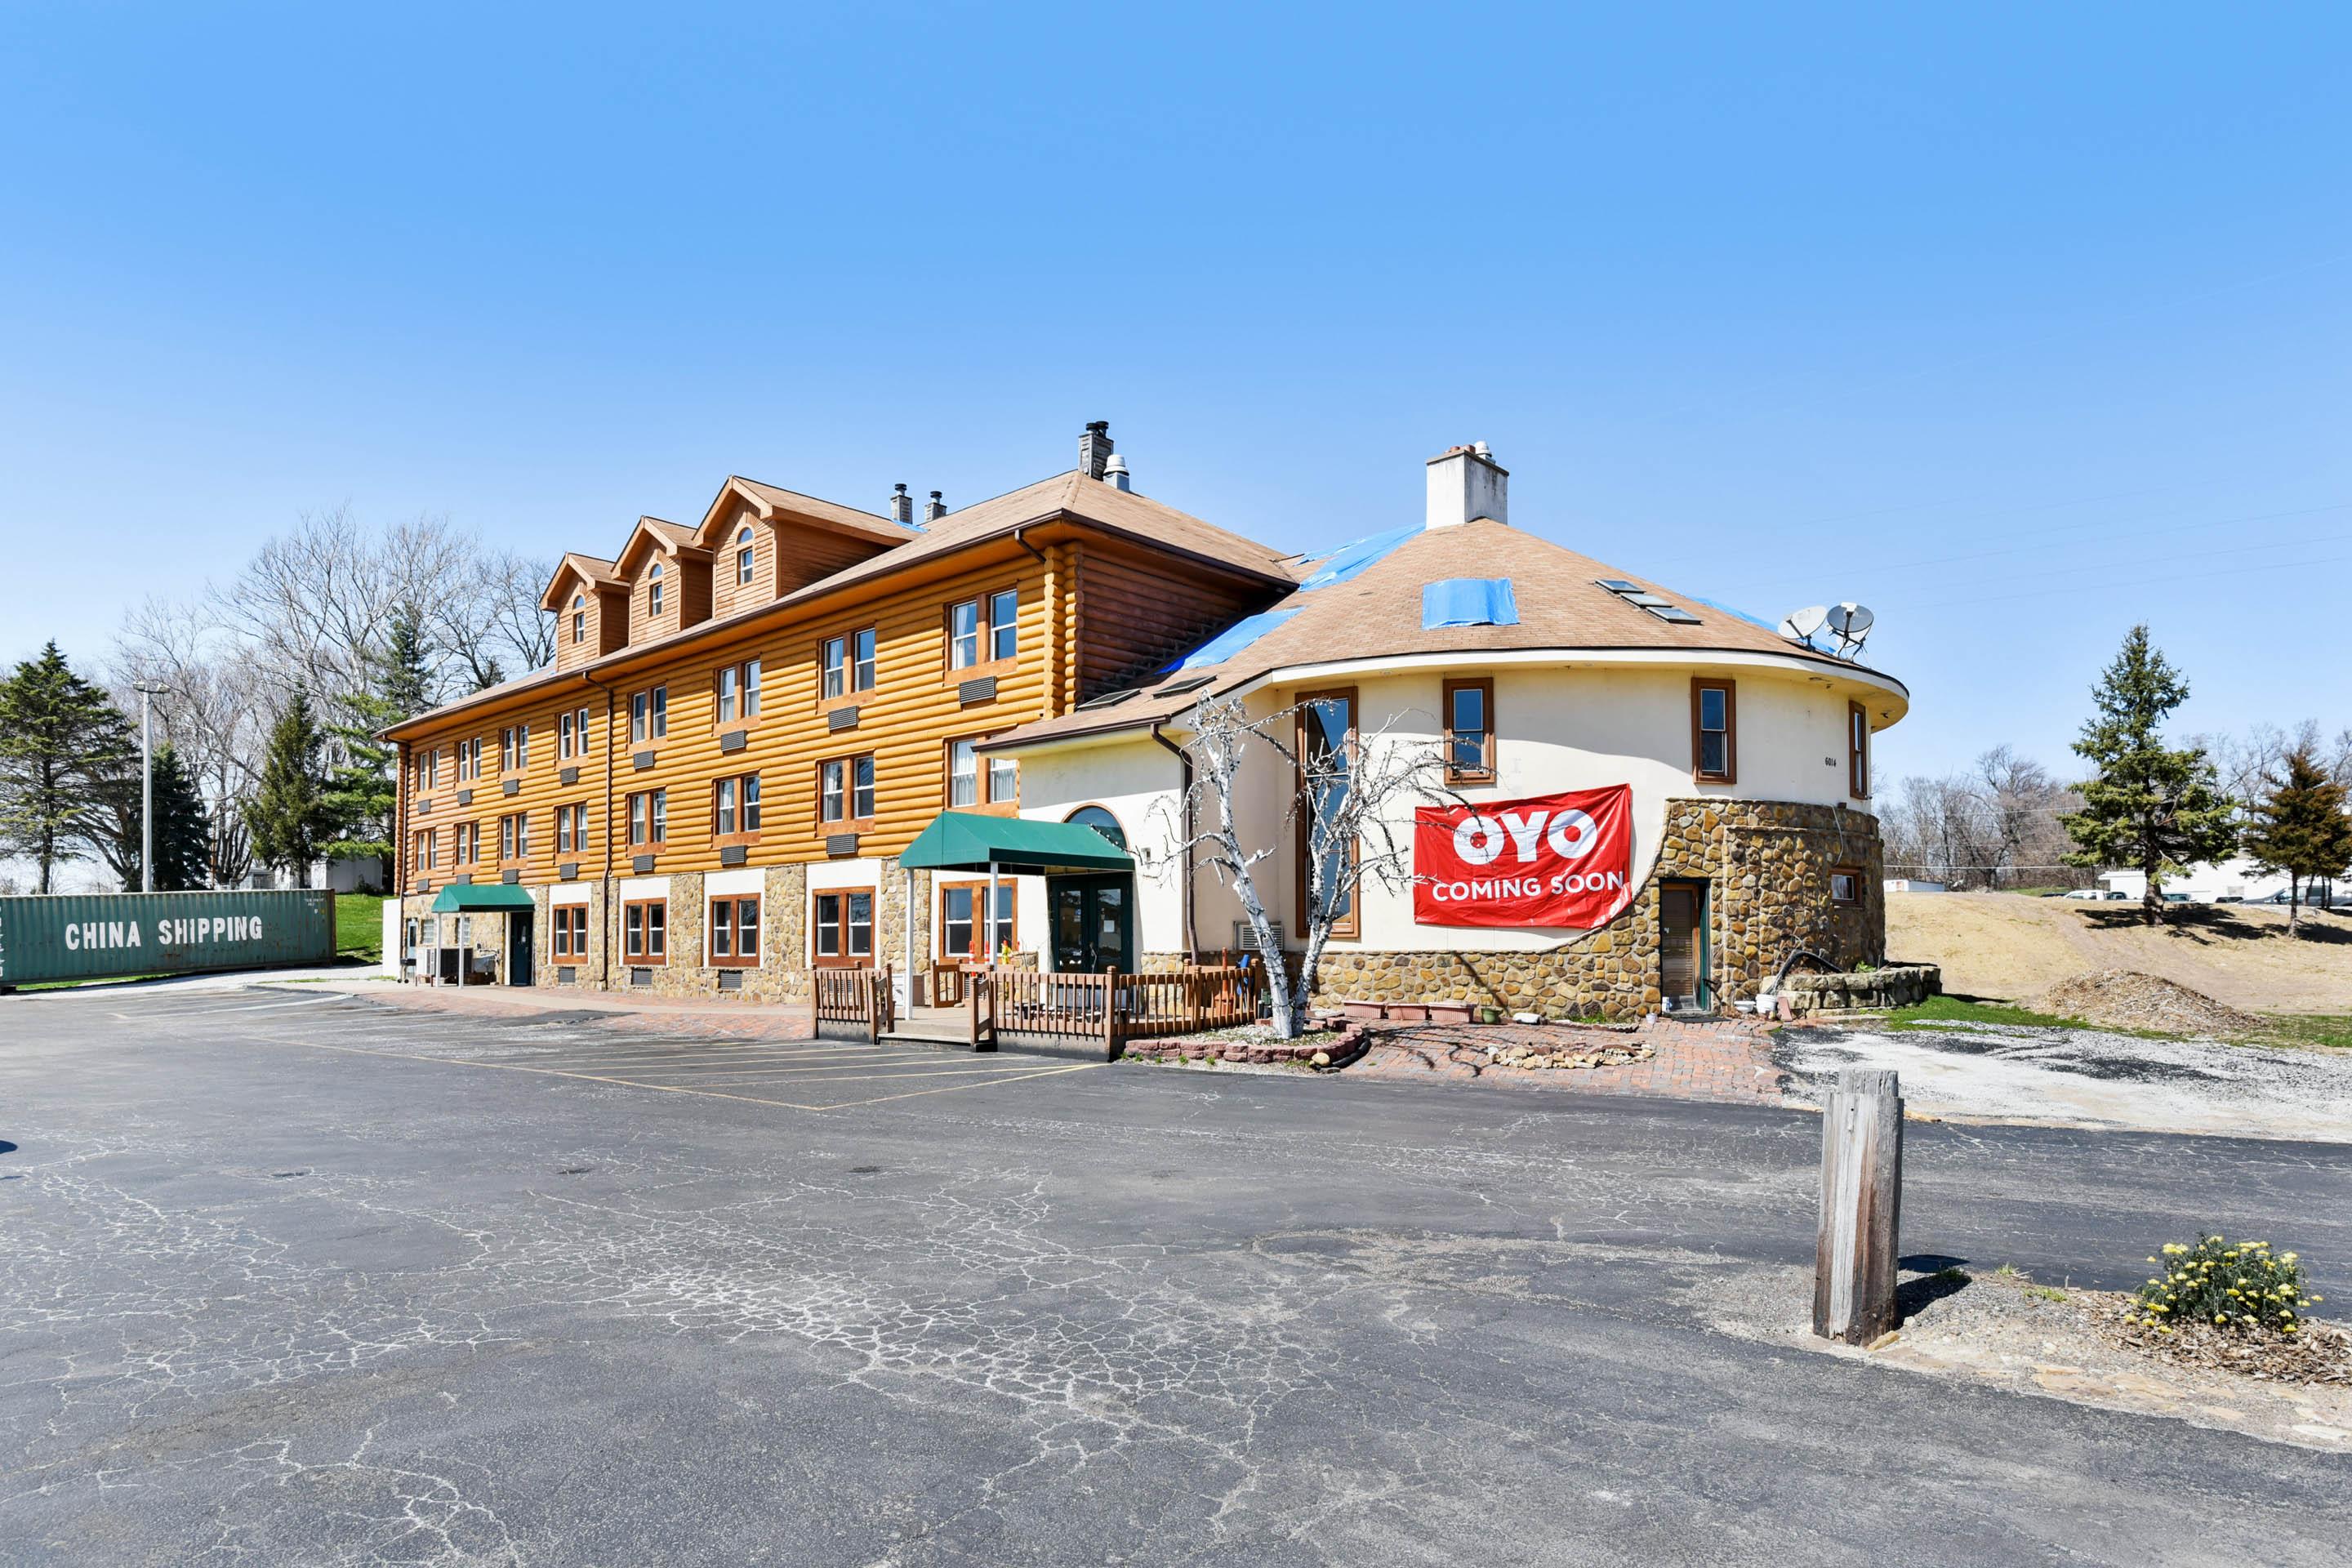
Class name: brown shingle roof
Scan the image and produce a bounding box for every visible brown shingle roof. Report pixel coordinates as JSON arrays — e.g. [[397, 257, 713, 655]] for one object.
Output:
[[987, 519, 1904, 748], [710, 476, 915, 546]]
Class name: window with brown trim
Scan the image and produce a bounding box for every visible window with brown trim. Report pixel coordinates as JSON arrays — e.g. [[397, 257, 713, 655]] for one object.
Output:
[[733, 526, 755, 587], [1294, 686, 1360, 939], [818, 755, 875, 826], [622, 899, 668, 964], [551, 903, 588, 959], [499, 811, 530, 862], [452, 821, 479, 866], [945, 736, 1018, 812], [416, 749, 439, 791], [819, 628, 877, 702], [946, 587, 1018, 673], [717, 659, 763, 724], [1830, 866, 1862, 906], [455, 737, 482, 781], [708, 895, 760, 967], [713, 773, 762, 838], [1691, 678, 1736, 783], [571, 594, 586, 645], [1848, 701, 1871, 800], [1442, 677, 1494, 785], [812, 888, 875, 967], [630, 686, 667, 743], [938, 881, 1016, 960], [626, 789, 666, 846], [498, 724, 530, 773], [411, 829, 437, 873], [554, 802, 590, 855], [557, 707, 590, 760]]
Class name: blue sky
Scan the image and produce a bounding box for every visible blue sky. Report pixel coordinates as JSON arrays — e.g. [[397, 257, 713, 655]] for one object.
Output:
[[3, 2, 2347, 780]]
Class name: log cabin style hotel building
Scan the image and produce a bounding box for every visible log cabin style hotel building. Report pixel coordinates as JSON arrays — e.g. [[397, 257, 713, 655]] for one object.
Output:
[[386, 425, 1909, 1022]]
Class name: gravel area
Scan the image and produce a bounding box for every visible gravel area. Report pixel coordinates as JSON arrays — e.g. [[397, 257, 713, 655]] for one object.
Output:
[[1781, 1019, 2352, 1141], [1704, 1264, 2352, 1453]]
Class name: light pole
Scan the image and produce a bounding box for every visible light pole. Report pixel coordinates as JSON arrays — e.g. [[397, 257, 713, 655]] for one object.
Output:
[[134, 684, 163, 892]]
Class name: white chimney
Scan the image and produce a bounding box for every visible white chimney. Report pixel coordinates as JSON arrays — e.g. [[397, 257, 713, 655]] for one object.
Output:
[[1425, 443, 1508, 530], [1102, 453, 1132, 492]]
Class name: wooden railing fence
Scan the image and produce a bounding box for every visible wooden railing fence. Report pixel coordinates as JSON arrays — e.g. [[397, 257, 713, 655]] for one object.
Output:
[[813, 965, 897, 1041]]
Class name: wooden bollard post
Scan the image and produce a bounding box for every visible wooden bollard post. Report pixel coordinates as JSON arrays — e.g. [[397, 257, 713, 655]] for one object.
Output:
[[1814, 1068, 1903, 1344]]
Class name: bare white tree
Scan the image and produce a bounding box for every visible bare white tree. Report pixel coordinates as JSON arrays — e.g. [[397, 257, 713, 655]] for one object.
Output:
[[1163, 694, 1454, 1039]]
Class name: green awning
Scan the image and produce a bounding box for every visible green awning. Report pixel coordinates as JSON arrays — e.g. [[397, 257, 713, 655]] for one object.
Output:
[[899, 811, 1134, 875], [430, 884, 539, 913]]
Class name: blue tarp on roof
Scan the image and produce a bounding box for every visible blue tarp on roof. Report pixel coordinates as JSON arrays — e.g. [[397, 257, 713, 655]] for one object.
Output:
[[1422, 577, 1521, 629], [1689, 595, 1775, 630], [1296, 526, 1419, 591], [1164, 607, 1303, 672]]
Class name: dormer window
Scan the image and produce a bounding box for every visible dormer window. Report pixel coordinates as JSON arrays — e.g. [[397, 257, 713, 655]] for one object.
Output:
[[735, 526, 755, 586], [571, 593, 585, 645], [648, 562, 666, 617]]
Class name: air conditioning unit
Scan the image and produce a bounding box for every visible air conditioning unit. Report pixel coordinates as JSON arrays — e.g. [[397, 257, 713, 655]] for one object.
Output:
[[1232, 920, 1287, 954]]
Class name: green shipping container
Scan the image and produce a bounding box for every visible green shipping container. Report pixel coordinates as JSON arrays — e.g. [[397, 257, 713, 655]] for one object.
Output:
[[0, 890, 336, 989]]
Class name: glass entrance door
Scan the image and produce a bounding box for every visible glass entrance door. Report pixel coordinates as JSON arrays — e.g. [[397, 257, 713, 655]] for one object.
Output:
[[1049, 875, 1133, 973], [1659, 880, 1708, 1009]]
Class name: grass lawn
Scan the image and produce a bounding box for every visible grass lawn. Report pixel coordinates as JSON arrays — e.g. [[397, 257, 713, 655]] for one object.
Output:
[[1879, 995, 2098, 1032], [2263, 1014, 2352, 1051], [336, 893, 387, 962]]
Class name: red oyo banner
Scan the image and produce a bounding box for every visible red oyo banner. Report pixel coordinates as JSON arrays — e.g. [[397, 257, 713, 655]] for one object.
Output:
[[1414, 784, 1636, 929]]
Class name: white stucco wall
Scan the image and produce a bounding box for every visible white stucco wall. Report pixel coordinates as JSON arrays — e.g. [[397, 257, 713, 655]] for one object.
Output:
[[1010, 656, 1894, 959]]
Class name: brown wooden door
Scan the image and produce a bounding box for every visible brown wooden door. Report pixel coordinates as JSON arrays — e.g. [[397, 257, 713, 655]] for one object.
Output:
[[1659, 881, 1705, 1008]]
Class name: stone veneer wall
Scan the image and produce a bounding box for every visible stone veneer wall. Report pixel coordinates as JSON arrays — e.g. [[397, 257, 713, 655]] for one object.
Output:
[[1308, 798, 1884, 1022], [403, 858, 918, 1004]]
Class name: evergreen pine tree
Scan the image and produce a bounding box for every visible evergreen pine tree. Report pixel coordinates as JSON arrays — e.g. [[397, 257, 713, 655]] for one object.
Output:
[[91, 741, 216, 891], [2243, 746, 2352, 933], [379, 606, 434, 715], [248, 689, 336, 888], [2060, 625, 2238, 925], [0, 642, 135, 892]]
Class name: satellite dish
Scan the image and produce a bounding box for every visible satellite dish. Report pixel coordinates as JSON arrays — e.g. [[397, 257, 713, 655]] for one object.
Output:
[[1778, 605, 1830, 648], [1825, 602, 1874, 657]]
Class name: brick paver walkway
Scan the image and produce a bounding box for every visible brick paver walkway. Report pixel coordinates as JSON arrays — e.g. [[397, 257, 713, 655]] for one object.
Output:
[[1346, 1014, 1788, 1104]]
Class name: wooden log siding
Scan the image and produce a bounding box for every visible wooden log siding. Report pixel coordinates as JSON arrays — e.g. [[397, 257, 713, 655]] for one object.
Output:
[[1072, 541, 1276, 701]]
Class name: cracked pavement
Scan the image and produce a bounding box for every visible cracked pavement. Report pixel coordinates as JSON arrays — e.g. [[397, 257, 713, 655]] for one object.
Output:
[[2, 987, 2347, 1564]]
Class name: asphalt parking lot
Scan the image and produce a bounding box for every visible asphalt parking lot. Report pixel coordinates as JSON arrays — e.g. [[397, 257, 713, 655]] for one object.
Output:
[[4, 985, 2349, 1566]]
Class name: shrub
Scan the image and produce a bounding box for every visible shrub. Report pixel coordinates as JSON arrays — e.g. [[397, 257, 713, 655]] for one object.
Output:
[[2134, 1233, 2323, 1336]]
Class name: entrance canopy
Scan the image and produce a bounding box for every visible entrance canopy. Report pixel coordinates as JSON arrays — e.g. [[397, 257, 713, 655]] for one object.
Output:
[[900, 811, 1134, 875], [429, 884, 537, 913]]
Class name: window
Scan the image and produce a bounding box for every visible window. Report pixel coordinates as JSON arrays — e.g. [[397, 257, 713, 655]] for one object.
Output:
[[709, 895, 760, 967], [819, 755, 875, 824], [411, 829, 436, 872], [499, 725, 529, 773], [627, 789, 667, 845], [455, 737, 482, 782], [416, 750, 439, 791], [558, 706, 591, 760], [990, 589, 1018, 662], [735, 525, 755, 586], [648, 561, 665, 617], [453, 821, 479, 865], [714, 773, 761, 836], [1443, 677, 1494, 785], [572, 593, 586, 645], [1295, 687, 1358, 938], [623, 899, 667, 964], [821, 629, 875, 701], [813, 889, 875, 967], [1848, 701, 1871, 800], [1831, 867, 1862, 906], [630, 686, 667, 743], [1691, 679, 1736, 783], [555, 802, 590, 854], [500, 811, 530, 862], [940, 882, 1016, 960], [718, 659, 762, 724], [948, 737, 1018, 809], [1065, 804, 1126, 849], [552, 903, 588, 959], [947, 590, 1018, 670]]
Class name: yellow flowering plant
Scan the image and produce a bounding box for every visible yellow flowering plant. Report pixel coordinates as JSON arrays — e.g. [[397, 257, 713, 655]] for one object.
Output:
[[2135, 1232, 2320, 1335]]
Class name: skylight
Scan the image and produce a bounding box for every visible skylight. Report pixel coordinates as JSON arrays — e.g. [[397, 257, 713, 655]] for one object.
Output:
[[1595, 579, 1703, 626]]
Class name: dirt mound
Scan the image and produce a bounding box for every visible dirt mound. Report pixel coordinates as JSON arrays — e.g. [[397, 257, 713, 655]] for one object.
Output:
[[2039, 969, 2262, 1036]]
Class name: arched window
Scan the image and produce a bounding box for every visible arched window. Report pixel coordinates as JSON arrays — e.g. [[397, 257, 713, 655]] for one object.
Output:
[[1065, 804, 1126, 849], [735, 526, 755, 586], [571, 593, 585, 644], [648, 561, 665, 617]]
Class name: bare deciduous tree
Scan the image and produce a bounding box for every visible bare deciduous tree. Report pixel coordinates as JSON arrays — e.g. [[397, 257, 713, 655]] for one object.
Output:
[[1162, 695, 1454, 1038]]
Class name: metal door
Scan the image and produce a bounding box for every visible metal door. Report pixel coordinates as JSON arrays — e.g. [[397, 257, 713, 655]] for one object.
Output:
[[506, 911, 535, 986]]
